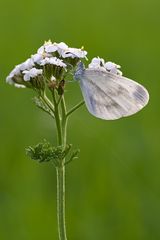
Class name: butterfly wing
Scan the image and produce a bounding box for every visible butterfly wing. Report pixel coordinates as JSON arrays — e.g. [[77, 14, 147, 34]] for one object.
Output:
[[79, 69, 149, 120]]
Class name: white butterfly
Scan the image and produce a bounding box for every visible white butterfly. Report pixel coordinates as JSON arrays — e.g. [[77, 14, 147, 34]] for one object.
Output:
[[74, 62, 149, 120]]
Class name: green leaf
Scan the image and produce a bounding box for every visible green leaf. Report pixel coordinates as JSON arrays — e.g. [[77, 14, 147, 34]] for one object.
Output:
[[33, 96, 54, 118], [65, 149, 80, 165], [26, 140, 74, 167]]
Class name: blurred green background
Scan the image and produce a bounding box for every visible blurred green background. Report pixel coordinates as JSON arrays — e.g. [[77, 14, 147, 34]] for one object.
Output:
[[0, 0, 160, 239]]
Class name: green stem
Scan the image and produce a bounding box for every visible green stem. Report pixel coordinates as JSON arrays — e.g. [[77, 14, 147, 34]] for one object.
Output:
[[55, 94, 82, 240], [42, 92, 55, 114], [56, 166, 67, 240], [61, 96, 68, 149], [66, 100, 85, 117], [54, 93, 67, 240], [52, 91, 63, 146]]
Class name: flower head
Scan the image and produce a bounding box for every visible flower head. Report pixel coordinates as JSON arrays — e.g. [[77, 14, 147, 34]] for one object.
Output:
[[6, 40, 88, 91]]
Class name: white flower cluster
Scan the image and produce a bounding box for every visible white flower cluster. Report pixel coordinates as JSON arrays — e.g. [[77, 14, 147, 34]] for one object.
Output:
[[6, 40, 87, 88], [38, 41, 88, 59], [23, 68, 43, 81], [88, 57, 122, 75]]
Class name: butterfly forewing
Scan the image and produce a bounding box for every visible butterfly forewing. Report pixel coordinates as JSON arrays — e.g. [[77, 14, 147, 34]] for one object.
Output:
[[79, 69, 149, 120]]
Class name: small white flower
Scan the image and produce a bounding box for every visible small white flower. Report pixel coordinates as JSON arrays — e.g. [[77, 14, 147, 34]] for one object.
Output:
[[61, 47, 87, 59], [104, 61, 120, 70], [40, 57, 67, 68], [104, 61, 122, 75], [47, 42, 68, 56], [23, 68, 43, 81], [45, 43, 58, 53], [19, 58, 34, 71], [37, 46, 45, 54], [31, 53, 44, 64], [88, 57, 106, 72], [56, 42, 69, 56], [89, 57, 105, 67], [37, 41, 57, 54], [33, 45, 52, 64]]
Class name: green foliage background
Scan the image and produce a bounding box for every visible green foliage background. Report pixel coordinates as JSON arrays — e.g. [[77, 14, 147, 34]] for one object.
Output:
[[0, 0, 159, 239]]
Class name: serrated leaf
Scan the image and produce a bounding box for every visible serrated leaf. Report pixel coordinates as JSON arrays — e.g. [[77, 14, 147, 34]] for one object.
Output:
[[26, 140, 73, 167]]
